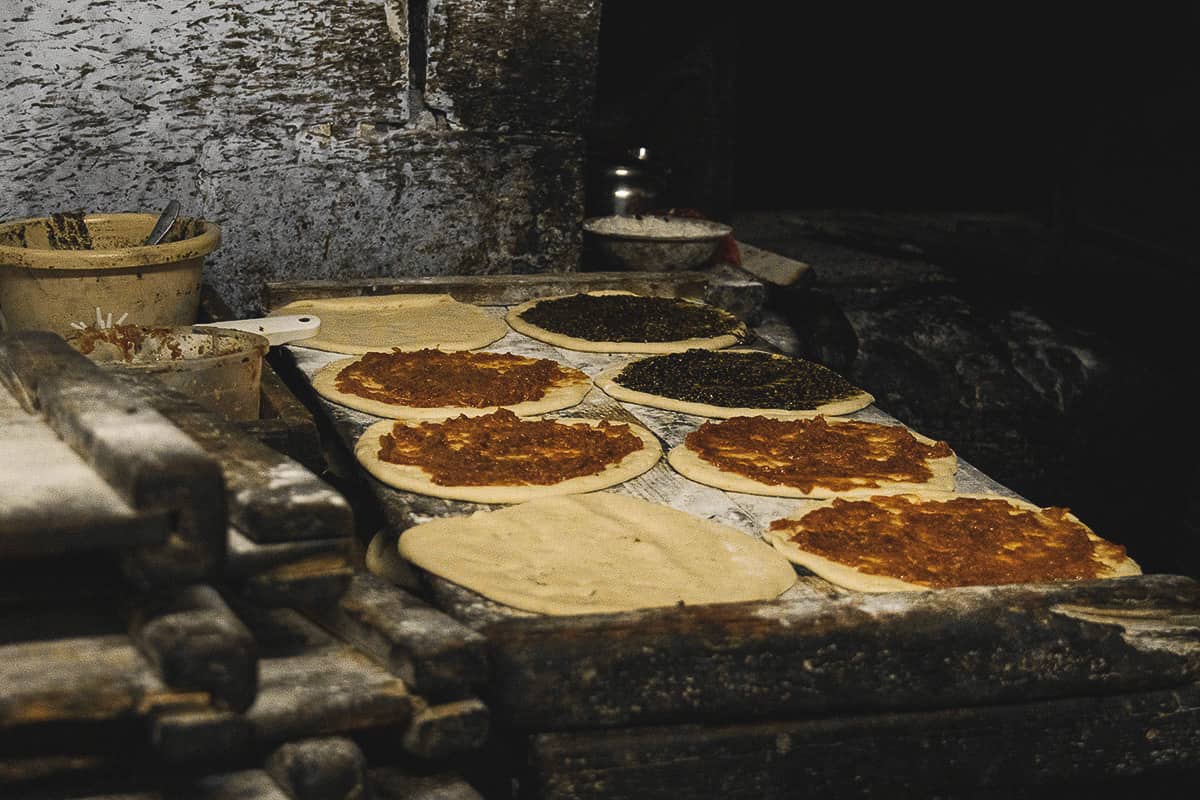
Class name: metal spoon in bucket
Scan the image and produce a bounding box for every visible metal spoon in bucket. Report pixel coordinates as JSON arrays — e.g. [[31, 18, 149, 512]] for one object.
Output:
[[143, 200, 181, 246]]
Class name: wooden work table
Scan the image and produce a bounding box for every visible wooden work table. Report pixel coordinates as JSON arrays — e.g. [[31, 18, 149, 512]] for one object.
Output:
[[265, 270, 1200, 799]]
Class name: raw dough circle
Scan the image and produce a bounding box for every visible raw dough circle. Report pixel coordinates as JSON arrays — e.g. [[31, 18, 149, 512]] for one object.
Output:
[[271, 294, 507, 354], [398, 492, 798, 615]]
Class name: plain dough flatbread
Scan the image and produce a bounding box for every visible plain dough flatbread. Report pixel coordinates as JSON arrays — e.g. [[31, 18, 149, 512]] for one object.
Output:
[[765, 492, 1142, 593], [271, 294, 507, 354], [398, 492, 798, 615], [667, 417, 956, 498], [505, 290, 748, 353], [311, 353, 593, 419], [355, 416, 662, 504], [595, 349, 874, 418]]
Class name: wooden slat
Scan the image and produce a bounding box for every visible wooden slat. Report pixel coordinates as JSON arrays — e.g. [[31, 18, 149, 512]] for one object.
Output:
[[225, 527, 350, 581], [238, 608, 414, 746], [482, 575, 1200, 731], [107, 371, 354, 545], [527, 682, 1200, 799], [304, 572, 489, 697], [264, 736, 366, 800], [0, 332, 226, 584], [368, 768, 485, 800], [128, 585, 258, 713], [0, 634, 210, 730], [400, 698, 489, 761], [236, 553, 354, 609], [0, 389, 168, 558]]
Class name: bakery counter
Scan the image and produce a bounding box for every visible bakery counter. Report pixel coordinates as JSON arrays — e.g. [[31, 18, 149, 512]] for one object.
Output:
[[262, 270, 1200, 799]]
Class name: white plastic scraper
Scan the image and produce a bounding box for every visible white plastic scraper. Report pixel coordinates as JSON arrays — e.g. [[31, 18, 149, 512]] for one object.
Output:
[[199, 314, 321, 346]]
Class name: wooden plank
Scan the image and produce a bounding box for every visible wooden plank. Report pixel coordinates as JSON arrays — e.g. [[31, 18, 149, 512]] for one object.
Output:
[[149, 709, 250, 765], [526, 682, 1200, 799], [236, 553, 354, 609], [128, 585, 258, 713], [304, 572, 489, 697], [0, 389, 168, 558], [0, 332, 226, 585], [107, 371, 354, 545], [264, 736, 366, 800], [237, 608, 414, 746], [0, 634, 210, 730], [225, 528, 350, 581], [368, 768, 485, 800], [482, 575, 1200, 731], [401, 698, 489, 761]]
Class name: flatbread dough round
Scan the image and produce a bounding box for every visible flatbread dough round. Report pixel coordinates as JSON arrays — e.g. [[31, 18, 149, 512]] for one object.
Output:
[[668, 416, 956, 498], [311, 350, 593, 419], [355, 415, 662, 504], [398, 492, 798, 615], [596, 349, 874, 418], [271, 294, 507, 354], [765, 492, 1142, 593], [505, 290, 747, 353]]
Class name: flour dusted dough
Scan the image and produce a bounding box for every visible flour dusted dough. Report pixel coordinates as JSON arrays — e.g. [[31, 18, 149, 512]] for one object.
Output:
[[271, 294, 507, 354], [765, 492, 1142, 593], [311, 354, 593, 419], [398, 492, 798, 615], [505, 290, 747, 353], [354, 417, 662, 504], [595, 349, 874, 418], [667, 418, 956, 498]]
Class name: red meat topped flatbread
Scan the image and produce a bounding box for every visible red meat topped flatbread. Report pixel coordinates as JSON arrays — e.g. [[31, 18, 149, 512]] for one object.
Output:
[[765, 492, 1141, 592], [312, 348, 592, 419]]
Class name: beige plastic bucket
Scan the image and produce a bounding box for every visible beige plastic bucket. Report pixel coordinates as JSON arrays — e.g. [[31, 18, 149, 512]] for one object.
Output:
[[64, 325, 268, 422], [0, 211, 221, 336]]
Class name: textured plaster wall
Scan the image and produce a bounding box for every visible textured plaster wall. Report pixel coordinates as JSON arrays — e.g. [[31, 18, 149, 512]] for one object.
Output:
[[0, 0, 599, 315]]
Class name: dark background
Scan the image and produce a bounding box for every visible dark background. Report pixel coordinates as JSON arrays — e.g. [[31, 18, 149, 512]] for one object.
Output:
[[588, 3, 1200, 577]]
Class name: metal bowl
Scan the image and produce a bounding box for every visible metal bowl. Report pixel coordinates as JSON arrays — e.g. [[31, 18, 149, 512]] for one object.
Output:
[[583, 215, 732, 271]]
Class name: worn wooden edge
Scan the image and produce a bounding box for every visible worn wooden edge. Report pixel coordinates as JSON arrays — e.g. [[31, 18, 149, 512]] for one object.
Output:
[[233, 607, 416, 748], [525, 681, 1200, 799], [107, 371, 354, 545], [0, 632, 214, 732], [0, 331, 227, 584], [302, 572, 489, 697], [481, 574, 1200, 730], [264, 736, 366, 800], [400, 697, 490, 761], [234, 553, 355, 609], [127, 585, 258, 713]]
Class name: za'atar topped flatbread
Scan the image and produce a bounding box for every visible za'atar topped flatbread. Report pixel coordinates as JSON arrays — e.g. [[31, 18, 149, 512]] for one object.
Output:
[[505, 290, 748, 353], [765, 492, 1141, 593], [311, 348, 592, 419], [596, 348, 873, 418], [354, 409, 661, 504], [668, 415, 956, 498]]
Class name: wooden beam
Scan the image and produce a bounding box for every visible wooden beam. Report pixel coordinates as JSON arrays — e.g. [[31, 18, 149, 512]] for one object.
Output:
[[526, 682, 1200, 799], [304, 572, 488, 697], [264, 737, 366, 800], [0, 332, 226, 585], [107, 371, 354, 545], [482, 575, 1200, 730], [128, 585, 258, 713]]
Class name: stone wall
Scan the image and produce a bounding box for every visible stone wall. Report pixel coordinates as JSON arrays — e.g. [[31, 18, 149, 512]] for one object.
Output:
[[0, 0, 599, 315]]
